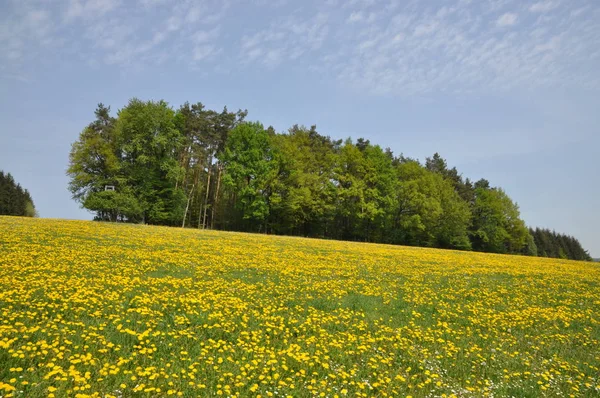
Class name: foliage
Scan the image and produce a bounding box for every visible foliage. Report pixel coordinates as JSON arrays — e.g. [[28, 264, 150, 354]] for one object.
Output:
[[83, 189, 143, 222], [221, 122, 277, 231], [1, 217, 599, 397], [0, 171, 37, 217], [470, 187, 529, 254], [269, 125, 338, 237], [66, 99, 592, 260], [392, 161, 471, 249], [522, 232, 539, 257], [531, 227, 592, 261], [67, 104, 119, 201]]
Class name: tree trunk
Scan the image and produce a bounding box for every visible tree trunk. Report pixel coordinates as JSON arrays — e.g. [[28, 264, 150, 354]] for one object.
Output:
[[197, 185, 203, 228], [197, 162, 205, 229], [202, 154, 213, 229], [175, 145, 190, 191], [182, 183, 195, 228], [211, 163, 222, 229]]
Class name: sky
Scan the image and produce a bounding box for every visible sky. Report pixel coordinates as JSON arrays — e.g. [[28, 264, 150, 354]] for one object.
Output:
[[1, 0, 598, 256]]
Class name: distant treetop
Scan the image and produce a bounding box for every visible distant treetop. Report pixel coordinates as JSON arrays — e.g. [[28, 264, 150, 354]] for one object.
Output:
[[0, 171, 37, 217]]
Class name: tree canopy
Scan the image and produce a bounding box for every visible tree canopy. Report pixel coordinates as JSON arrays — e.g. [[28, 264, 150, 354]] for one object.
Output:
[[66, 100, 592, 261], [530, 228, 591, 261], [0, 171, 37, 217]]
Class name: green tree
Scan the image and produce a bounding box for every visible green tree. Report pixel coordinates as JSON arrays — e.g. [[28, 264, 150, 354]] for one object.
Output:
[[67, 105, 119, 199], [174, 103, 247, 229], [221, 122, 277, 232], [355, 142, 397, 242], [332, 139, 383, 241], [83, 188, 143, 222], [470, 187, 528, 254], [0, 171, 37, 217], [332, 138, 401, 242], [531, 227, 591, 261], [67, 104, 140, 221], [521, 232, 538, 256], [116, 99, 184, 225], [425, 152, 475, 204], [269, 125, 338, 237], [391, 161, 471, 249], [67, 100, 594, 260]]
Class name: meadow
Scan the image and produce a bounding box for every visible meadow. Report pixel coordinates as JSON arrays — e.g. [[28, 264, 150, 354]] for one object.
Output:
[[0, 216, 599, 398]]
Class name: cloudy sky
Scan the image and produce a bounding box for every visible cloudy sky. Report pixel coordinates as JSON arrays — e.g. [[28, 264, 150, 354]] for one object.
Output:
[[1, 0, 598, 256]]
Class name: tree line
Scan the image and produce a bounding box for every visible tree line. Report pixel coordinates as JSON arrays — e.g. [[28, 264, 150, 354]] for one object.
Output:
[[0, 171, 37, 217], [67, 99, 592, 261], [529, 228, 591, 261]]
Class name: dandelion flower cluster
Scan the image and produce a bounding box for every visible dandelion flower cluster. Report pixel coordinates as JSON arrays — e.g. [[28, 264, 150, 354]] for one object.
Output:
[[0, 217, 599, 397]]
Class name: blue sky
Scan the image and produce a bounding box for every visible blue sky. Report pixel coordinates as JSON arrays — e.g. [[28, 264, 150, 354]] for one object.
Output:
[[1, 0, 598, 256]]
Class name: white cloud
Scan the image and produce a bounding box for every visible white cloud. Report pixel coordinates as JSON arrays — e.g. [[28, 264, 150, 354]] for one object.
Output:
[[193, 44, 220, 61], [138, 0, 169, 7], [186, 5, 204, 23], [0, 3, 55, 68], [192, 27, 221, 44], [496, 13, 518, 27], [74, 0, 227, 66], [1, 0, 598, 96], [166, 16, 182, 32], [533, 36, 560, 53], [264, 49, 284, 67], [66, 0, 120, 20], [347, 12, 363, 23], [414, 22, 438, 36], [239, 12, 329, 68], [323, 0, 600, 95], [529, 1, 559, 13], [570, 7, 587, 18]]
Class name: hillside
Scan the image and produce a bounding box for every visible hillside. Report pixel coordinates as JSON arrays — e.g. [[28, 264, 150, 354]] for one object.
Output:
[[0, 216, 599, 397]]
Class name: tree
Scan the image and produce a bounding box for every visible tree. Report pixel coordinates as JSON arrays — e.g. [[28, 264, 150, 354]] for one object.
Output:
[[221, 122, 277, 232], [207, 106, 247, 229], [470, 187, 529, 254], [269, 125, 338, 237], [425, 152, 475, 204], [173, 102, 209, 228], [67, 104, 144, 222], [391, 161, 471, 249], [332, 139, 383, 241], [358, 143, 398, 242], [67, 99, 593, 261], [0, 171, 37, 217], [530, 227, 591, 261], [521, 232, 538, 256], [67, 104, 121, 207], [116, 99, 184, 225], [68, 101, 184, 224], [83, 188, 143, 222], [173, 103, 247, 229]]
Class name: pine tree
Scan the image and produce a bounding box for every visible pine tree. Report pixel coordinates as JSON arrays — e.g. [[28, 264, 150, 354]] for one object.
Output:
[[0, 171, 37, 217]]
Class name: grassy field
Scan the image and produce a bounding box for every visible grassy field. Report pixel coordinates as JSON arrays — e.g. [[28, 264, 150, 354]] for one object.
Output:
[[0, 217, 599, 397]]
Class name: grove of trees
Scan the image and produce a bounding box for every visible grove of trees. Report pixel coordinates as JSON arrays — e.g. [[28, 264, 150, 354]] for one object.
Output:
[[67, 99, 592, 261], [0, 171, 37, 217], [530, 228, 592, 261]]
